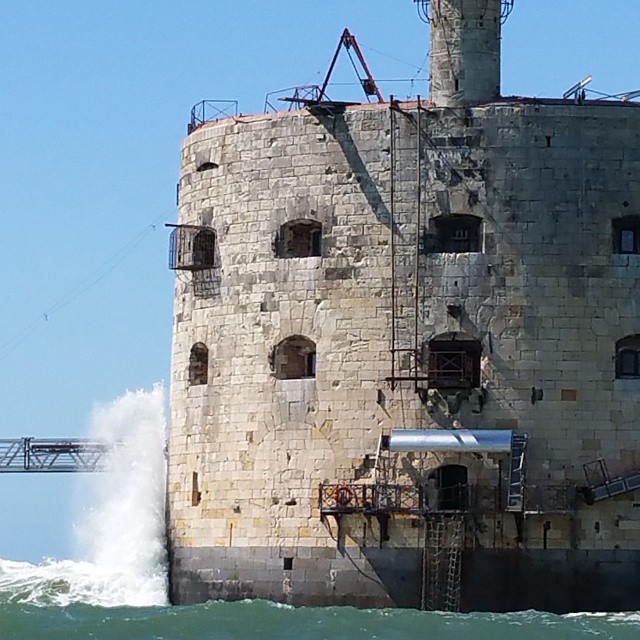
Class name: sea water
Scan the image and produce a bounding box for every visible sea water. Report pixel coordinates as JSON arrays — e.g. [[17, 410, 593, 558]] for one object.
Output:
[[1, 388, 640, 639]]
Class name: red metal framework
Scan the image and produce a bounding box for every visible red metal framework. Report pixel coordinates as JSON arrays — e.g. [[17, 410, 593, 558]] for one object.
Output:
[[319, 482, 474, 515], [275, 28, 384, 110], [318, 29, 384, 103]]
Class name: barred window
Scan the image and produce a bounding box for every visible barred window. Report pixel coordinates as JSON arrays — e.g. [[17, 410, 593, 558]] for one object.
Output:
[[428, 335, 481, 389], [169, 226, 216, 270], [432, 215, 481, 253]]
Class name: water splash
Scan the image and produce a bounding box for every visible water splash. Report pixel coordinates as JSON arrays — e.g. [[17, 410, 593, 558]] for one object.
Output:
[[0, 385, 168, 607]]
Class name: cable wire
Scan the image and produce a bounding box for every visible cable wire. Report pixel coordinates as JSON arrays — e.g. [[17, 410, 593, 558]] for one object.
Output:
[[0, 209, 173, 362]]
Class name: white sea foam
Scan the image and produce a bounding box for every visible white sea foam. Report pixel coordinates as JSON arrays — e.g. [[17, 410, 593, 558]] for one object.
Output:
[[0, 385, 169, 607]]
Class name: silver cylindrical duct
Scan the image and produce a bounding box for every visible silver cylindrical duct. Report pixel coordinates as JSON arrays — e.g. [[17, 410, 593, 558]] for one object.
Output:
[[388, 429, 512, 453]]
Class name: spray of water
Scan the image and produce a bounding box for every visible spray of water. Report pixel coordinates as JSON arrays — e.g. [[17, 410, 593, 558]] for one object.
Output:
[[0, 385, 169, 607]]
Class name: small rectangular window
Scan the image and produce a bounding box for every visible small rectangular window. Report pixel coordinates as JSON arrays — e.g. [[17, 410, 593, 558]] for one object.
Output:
[[620, 351, 638, 377], [620, 229, 636, 254], [306, 352, 317, 377], [283, 557, 293, 570], [191, 471, 202, 506], [310, 229, 322, 257]]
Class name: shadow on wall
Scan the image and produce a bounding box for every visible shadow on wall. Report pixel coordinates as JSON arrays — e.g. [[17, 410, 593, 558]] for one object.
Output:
[[312, 110, 394, 230]]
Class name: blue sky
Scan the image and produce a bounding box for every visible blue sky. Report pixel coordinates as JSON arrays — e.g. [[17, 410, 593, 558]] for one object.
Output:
[[0, 1, 639, 562]]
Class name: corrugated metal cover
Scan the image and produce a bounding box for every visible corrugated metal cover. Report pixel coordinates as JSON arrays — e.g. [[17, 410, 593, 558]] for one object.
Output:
[[388, 429, 512, 453]]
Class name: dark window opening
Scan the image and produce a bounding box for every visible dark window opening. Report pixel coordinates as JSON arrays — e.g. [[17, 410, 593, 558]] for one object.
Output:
[[278, 220, 322, 258], [616, 336, 640, 379], [432, 215, 481, 253], [189, 342, 209, 385], [169, 226, 216, 270], [427, 465, 469, 511], [283, 557, 293, 570], [191, 471, 202, 506], [197, 161, 219, 172], [613, 217, 640, 255], [272, 336, 316, 380], [193, 230, 216, 268], [428, 336, 481, 389]]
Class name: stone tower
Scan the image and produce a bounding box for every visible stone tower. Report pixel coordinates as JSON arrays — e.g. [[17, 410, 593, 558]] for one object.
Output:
[[430, 0, 502, 106], [167, 5, 640, 613]]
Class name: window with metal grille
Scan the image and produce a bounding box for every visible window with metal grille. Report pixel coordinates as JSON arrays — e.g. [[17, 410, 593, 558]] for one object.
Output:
[[277, 220, 322, 258], [432, 215, 481, 253], [616, 336, 640, 379], [272, 336, 316, 380], [427, 338, 481, 388], [169, 226, 216, 270], [613, 217, 640, 255], [189, 343, 209, 385]]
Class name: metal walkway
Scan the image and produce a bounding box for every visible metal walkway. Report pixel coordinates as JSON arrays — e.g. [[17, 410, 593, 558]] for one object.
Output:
[[0, 438, 112, 473]]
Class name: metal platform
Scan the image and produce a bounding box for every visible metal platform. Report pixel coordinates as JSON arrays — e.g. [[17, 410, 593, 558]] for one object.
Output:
[[0, 438, 113, 473]]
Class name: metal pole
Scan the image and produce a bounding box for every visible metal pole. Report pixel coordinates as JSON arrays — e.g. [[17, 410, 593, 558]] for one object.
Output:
[[390, 97, 396, 390], [414, 97, 422, 393]]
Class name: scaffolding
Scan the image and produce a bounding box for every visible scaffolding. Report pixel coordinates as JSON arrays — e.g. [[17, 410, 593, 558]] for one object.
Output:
[[0, 438, 113, 473]]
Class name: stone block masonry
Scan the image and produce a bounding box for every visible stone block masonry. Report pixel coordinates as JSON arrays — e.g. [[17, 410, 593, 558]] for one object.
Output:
[[167, 97, 640, 611]]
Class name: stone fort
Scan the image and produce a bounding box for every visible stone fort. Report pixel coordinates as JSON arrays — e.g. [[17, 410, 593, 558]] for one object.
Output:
[[166, 0, 640, 612]]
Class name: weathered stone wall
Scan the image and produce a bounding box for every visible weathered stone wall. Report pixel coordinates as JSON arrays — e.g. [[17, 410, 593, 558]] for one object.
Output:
[[430, 0, 502, 106], [167, 99, 640, 610]]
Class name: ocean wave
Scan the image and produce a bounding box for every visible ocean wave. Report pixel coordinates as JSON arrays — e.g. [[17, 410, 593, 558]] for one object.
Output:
[[0, 557, 167, 607]]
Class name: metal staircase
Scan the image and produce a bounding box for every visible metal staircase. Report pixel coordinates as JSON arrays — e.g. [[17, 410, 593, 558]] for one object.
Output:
[[506, 434, 528, 512], [581, 458, 640, 504], [421, 514, 464, 612]]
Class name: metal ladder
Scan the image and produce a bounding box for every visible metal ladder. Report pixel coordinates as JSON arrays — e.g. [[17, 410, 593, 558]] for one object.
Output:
[[422, 514, 464, 612], [506, 434, 528, 511], [388, 101, 426, 392]]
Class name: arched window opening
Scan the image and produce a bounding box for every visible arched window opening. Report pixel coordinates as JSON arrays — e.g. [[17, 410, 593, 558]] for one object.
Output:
[[427, 333, 482, 389], [277, 220, 322, 258], [616, 336, 640, 379], [432, 215, 481, 253], [192, 229, 216, 269], [427, 465, 469, 511], [272, 336, 316, 380], [189, 342, 209, 385], [169, 226, 216, 270], [613, 217, 640, 255], [196, 161, 219, 172]]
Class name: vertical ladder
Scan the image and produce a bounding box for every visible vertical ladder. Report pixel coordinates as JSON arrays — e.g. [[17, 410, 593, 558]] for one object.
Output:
[[506, 434, 528, 512], [389, 100, 422, 391], [422, 514, 464, 612], [445, 516, 463, 612]]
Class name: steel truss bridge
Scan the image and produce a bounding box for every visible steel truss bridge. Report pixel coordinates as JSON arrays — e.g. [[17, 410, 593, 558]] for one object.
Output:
[[0, 438, 112, 473]]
